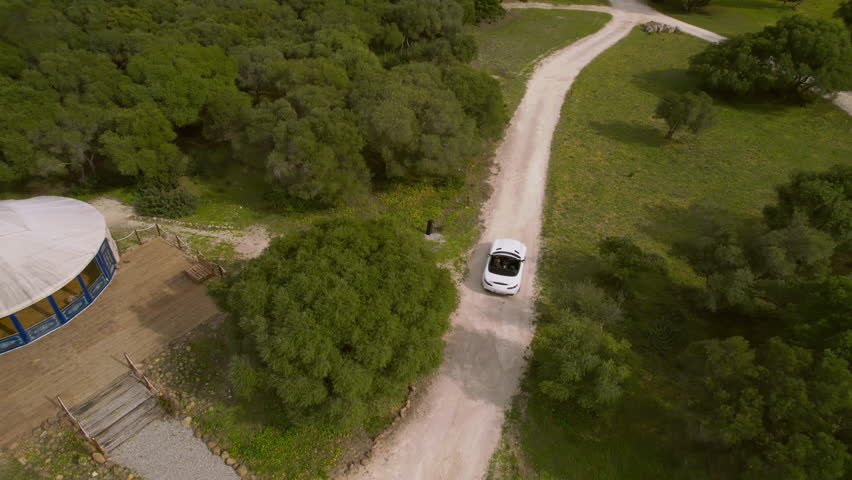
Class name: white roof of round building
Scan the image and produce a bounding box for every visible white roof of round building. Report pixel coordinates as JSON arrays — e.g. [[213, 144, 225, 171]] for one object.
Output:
[[0, 196, 109, 318]]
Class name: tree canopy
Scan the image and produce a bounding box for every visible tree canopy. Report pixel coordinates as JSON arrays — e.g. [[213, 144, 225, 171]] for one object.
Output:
[[0, 0, 507, 206], [531, 311, 631, 413], [211, 219, 457, 428], [689, 16, 852, 101], [653, 91, 717, 139], [681, 336, 852, 479]]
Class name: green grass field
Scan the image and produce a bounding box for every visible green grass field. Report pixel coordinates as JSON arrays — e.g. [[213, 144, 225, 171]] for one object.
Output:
[[471, 9, 611, 114], [655, 0, 845, 36], [514, 28, 852, 479]]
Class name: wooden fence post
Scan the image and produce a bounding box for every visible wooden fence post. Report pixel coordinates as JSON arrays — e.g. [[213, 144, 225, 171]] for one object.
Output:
[[176, 235, 182, 250], [155, 223, 162, 237], [134, 230, 142, 245]]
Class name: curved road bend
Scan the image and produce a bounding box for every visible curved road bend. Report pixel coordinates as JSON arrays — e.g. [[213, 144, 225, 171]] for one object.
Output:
[[346, 2, 851, 480]]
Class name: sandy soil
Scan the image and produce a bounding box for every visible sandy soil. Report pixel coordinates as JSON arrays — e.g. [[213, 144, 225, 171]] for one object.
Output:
[[89, 197, 270, 259]]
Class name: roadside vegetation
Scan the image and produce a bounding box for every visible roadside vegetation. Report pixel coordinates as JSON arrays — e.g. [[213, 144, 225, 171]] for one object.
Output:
[[470, 8, 610, 113], [502, 27, 852, 479]]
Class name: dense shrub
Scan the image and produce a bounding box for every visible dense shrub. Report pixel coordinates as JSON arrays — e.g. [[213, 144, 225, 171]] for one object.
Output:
[[210, 218, 457, 428], [134, 183, 197, 218], [680, 336, 852, 478], [689, 16, 852, 101], [763, 164, 852, 246], [530, 312, 631, 413]]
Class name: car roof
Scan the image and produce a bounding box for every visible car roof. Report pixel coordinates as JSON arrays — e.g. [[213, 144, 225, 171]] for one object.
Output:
[[490, 238, 527, 259]]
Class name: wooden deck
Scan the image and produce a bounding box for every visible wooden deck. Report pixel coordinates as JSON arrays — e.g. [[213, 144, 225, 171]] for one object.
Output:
[[0, 237, 220, 447]]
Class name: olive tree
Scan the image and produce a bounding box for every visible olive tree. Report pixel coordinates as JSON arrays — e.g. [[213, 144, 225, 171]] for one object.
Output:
[[654, 91, 717, 139]]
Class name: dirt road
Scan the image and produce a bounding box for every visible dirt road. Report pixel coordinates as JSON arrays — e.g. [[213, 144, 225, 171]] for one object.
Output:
[[344, 1, 852, 479], [346, 9, 641, 480]]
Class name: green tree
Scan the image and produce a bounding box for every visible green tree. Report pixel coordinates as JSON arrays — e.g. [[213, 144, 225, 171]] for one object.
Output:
[[231, 44, 284, 99], [763, 165, 852, 246], [0, 0, 81, 60], [382, 0, 477, 64], [689, 16, 852, 101], [653, 91, 717, 139], [682, 336, 852, 479], [0, 41, 26, 78], [352, 62, 479, 179], [682, 0, 712, 13], [531, 312, 631, 413], [98, 102, 183, 180], [0, 76, 61, 182], [266, 107, 371, 205], [442, 63, 508, 139], [126, 41, 239, 127], [457, 0, 506, 23], [598, 236, 666, 283], [835, 0, 852, 29], [680, 336, 765, 446], [211, 218, 457, 428]]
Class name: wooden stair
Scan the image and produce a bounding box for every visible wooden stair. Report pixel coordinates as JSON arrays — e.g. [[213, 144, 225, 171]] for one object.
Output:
[[70, 374, 162, 452], [184, 261, 215, 283]]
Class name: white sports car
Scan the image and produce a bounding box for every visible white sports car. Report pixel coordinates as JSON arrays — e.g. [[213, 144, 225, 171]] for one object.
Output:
[[482, 239, 527, 295]]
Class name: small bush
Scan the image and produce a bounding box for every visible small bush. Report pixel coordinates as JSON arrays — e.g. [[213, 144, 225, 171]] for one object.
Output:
[[134, 184, 198, 218]]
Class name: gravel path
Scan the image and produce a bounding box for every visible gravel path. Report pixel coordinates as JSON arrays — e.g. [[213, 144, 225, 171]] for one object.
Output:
[[112, 418, 239, 480]]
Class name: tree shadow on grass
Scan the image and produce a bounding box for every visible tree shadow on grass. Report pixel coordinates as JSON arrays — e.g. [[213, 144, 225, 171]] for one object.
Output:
[[588, 120, 668, 148], [638, 200, 760, 262], [631, 69, 696, 97]]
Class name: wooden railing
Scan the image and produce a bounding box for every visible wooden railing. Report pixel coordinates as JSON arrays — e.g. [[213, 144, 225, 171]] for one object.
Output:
[[114, 223, 227, 277], [124, 353, 160, 396], [56, 395, 106, 455]]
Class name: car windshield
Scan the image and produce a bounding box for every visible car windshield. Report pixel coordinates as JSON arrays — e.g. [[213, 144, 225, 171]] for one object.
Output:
[[488, 254, 521, 277]]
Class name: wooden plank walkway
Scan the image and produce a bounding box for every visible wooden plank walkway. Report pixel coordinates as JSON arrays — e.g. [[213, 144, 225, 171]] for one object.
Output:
[[71, 375, 161, 452], [0, 237, 220, 447]]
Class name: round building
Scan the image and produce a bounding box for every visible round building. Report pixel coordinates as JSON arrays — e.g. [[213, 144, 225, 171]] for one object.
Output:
[[0, 197, 119, 354]]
